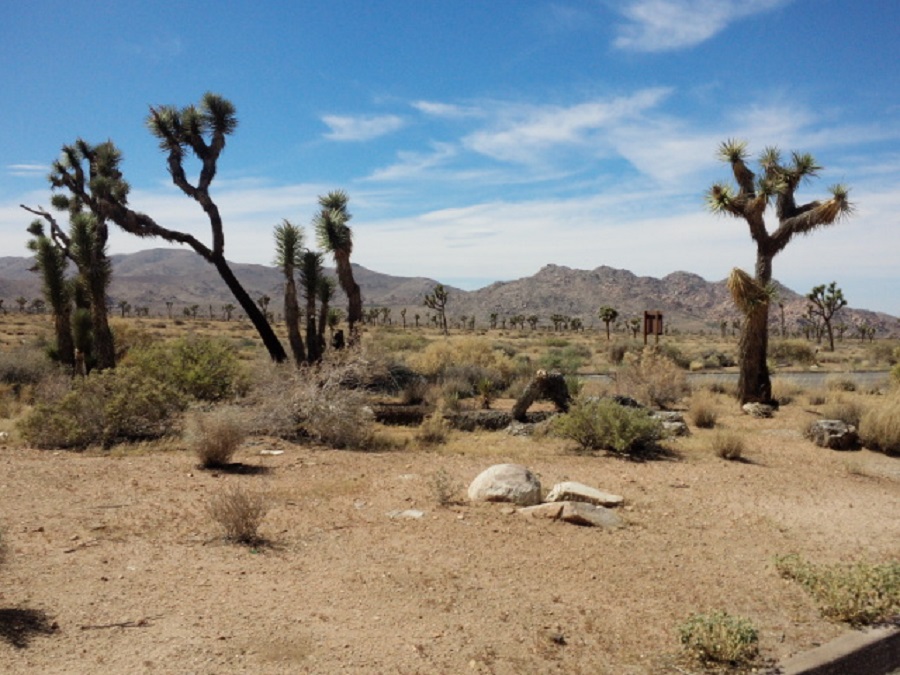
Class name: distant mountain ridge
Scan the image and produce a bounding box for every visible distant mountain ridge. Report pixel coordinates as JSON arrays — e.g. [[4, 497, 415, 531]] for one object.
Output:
[[0, 248, 896, 335]]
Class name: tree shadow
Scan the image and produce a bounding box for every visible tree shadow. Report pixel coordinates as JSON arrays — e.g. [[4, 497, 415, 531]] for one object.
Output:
[[0, 608, 58, 649]]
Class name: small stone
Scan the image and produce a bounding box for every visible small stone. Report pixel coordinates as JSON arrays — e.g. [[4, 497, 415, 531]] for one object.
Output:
[[806, 419, 859, 450], [742, 402, 775, 418], [545, 481, 624, 508]]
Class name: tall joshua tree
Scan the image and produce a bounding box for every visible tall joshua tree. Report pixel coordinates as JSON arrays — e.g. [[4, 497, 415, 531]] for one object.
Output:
[[707, 140, 852, 404], [22, 203, 116, 370], [316, 277, 335, 350], [299, 250, 324, 363], [314, 190, 362, 340], [26, 220, 75, 368], [46, 93, 287, 362], [424, 283, 449, 336], [274, 220, 306, 366]]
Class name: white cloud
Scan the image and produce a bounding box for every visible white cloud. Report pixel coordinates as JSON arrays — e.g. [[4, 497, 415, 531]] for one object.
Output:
[[321, 114, 405, 141], [6, 164, 48, 177], [612, 0, 790, 52], [463, 88, 671, 164], [366, 143, 457, 182], [412, 101, 484, 119]]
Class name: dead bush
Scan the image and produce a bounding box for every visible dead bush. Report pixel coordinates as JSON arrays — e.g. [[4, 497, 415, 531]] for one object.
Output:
[[187, 407, 247, 469], [688, 393, 718, 429], [249, 354, 375, 450], [614, 347, 689, 409], [207, 485, 269, 545], [712, 431, 745, 461], [822, 396, 867, 428], [415, 410, 450, 446]]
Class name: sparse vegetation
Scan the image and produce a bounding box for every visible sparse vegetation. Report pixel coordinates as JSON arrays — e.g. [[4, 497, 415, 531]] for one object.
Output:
[[428, 468, 461, 506], [776, 554, 900, 626], [614, 346, 688, 408], [416, 410, 450, 446], [188, 407, 248, 469], [207, 484, 269, 545], [711, 431, 745, 461], [689, 392, 719, 428], [678, 611, 759, 667]]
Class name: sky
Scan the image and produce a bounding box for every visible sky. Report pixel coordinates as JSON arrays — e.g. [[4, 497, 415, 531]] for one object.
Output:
[[1, 0, 899, 315]]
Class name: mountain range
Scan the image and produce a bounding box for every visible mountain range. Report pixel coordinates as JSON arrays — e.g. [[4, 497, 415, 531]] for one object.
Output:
[[0, 248, 896, 336]]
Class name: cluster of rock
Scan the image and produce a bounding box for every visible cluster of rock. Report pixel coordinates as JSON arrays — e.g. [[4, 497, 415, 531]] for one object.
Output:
[[806, 419, 859, 450], [467, 464, 625, 529]]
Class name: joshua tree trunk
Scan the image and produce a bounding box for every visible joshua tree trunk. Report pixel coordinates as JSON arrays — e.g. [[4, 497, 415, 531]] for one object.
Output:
[[283, 275, 305, 366]]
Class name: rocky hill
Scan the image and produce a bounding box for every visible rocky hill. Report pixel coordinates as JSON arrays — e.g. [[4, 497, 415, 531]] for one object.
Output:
[[1, 249, 896, 336]]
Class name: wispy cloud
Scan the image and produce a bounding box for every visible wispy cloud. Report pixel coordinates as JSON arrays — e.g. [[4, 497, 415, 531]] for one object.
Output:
[[611, 0, 790, 52], [321, 114, 405, 141], [366, 143, 457, 182], [462, 88, 671, 165], [7, 163, 48, 177], [412, 101, 483, 119]]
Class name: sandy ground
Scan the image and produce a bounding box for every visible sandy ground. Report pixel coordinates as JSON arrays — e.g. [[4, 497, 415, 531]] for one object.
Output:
[[1, 401, 899, 674]]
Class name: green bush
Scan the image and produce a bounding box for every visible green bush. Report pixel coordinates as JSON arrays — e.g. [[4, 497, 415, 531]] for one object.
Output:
[[538, 344, 591, 375], [125, 335, 248, 402], [776, 554, 900, 626], [18, 367, 186, 449], [679, 611, 759, 666], [551, 398, 661, 456]]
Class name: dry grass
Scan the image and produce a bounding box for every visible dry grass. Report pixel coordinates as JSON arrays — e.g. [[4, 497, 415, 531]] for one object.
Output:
[[711, 431, 745, 460], [207, 484, 269, 545], [689, 391, 719, 428], [678, 611, 759, 667], [858, 392, 900, 456], [187, 407, 248, 469]]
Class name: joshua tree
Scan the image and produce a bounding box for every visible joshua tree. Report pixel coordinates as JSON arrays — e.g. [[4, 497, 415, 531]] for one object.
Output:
[[598, 306, 618, 340], [424, 284, 449, 336], [299, 250, 324, 362], [400, 307, 407, 329], [222, 303, 236, 321], [165, 300, 174, 320], [528, 315, 539, 330], [16, 296, 27, 313], [274, 220, 306, 365], [806, 281, 847, 352], [317, 276, 335, 350], [489, 312, 498, 330], [628, 317, 641, 339], [46, 94, 287, 362], [708, 140, 852, 404], [26, 220, 75, 367], [314, 190, 362, 340]]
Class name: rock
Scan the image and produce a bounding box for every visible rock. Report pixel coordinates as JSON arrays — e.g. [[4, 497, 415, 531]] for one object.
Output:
[[651, 412, 691, 437], [806, 419, 859, 450], [386, 509, 425, 519], [506, 421, 535, 436], [468, 464, 542, 506], [545, 481, 624, 508], [518, 501, 624, 528], [742, 402, 775, 418], [560, 502, 624, 528]]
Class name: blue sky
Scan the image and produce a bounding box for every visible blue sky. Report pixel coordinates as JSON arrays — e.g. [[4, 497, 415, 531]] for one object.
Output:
[[2, 0, 899, 315]]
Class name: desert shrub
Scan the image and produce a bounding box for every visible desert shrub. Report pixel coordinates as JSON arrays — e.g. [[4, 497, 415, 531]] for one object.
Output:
[[892, 362, 900, 386], [408, 337, 517, 384], [614, 347, 689, 408], [867, 341, 898, 366], [711, 431, 745, 460], [699, 349, 736, 369], [822, 396, 867, 428], [416, 411, 450, 446], [689, 393, 718, 429], [538, 344, 591, 375], [807, 389, 827, 406], [678, 611, 759, 666], [656, 343, 690, 369], [771, 378, 803, 406], [187, 407, 248, 469], [826, 376, 857, 393], [366, 329, 429, 354], [770, 339, 817, 365], [543, 336, 569, 348], [858, 393, 900, 456], [0, 345, 55, 387], [428, 468, 461, 506], [551, 398, 661, 456], [18, 366, 186, 449], [207, 485, 269, 545], [607, 342, 629, 365], [399, 376, 429, 405], [249, 355, 375, 450], [776, 554, 900, 626], [124, 335, 248, 402]]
